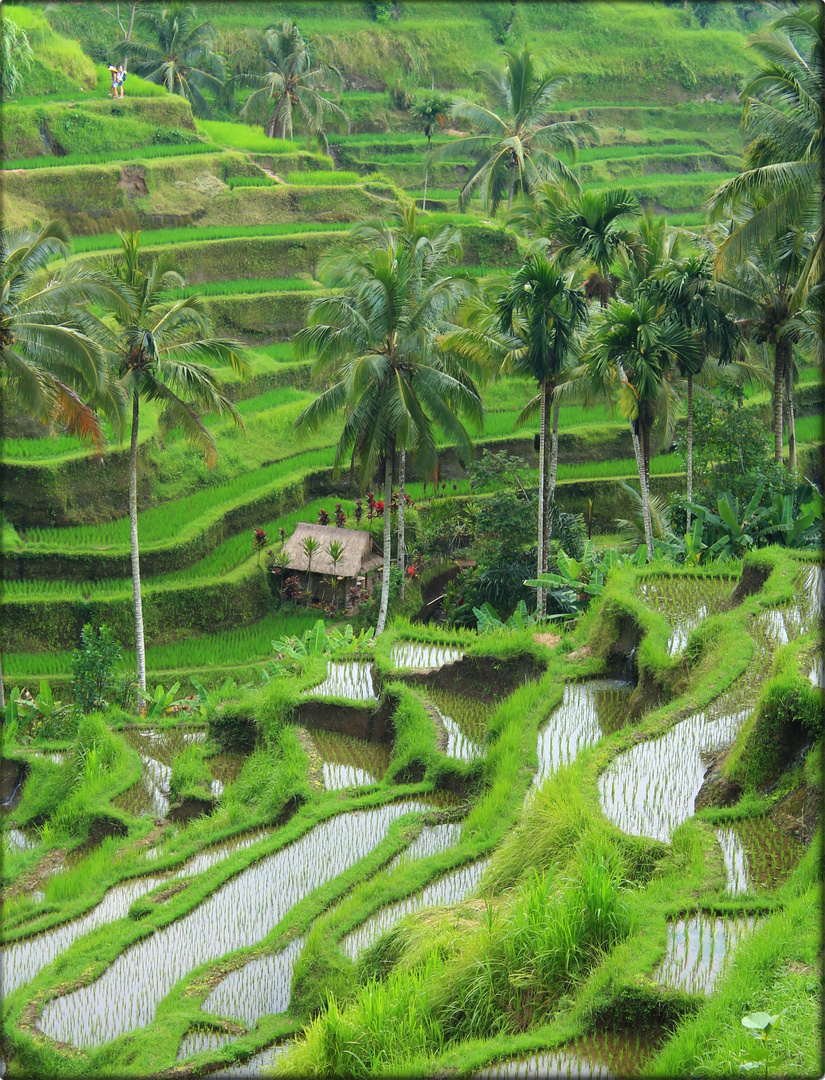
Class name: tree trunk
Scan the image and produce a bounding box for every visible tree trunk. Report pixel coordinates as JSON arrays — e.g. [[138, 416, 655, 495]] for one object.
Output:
[[397, 448, 406, 581], [129, 390, 147, 708], [686, 372, 693, 530], [536, 380, 547, 617], [507, 162, 515, 210], [0, 653, 5, 710], [785, 356, 796, 472], [773, 341, 784, 465], [548, 397, 560, 500], [541, 381, 552, 573], [375, 451, 394, 635], [422, 133, 430, 211]]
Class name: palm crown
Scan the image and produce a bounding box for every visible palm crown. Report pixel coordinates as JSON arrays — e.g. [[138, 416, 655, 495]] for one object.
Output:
[[431, 44, 596, 213], [125, 3, 224, 118], [238, 22, 349, 145]]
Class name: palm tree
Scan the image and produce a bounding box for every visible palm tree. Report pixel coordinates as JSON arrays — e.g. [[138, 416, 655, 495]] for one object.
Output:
[[715, 227, 812, 469], [124, 3, 224, 118], [430, 44, 595, 213], [410, 93, 451, 210], [584, 296, 702, 557], [708, 4, 822, 300], [294, 219, 482, 635], [238, 22, 349, 146], [302, 535, 320, 603], [497, 257, 588, 615], [645, 250, 742, 517], [100, 232, 247, 702]]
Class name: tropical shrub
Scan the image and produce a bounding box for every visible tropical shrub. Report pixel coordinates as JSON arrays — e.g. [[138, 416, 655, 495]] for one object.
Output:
[[71, 624, 123, 714], [265, 619, 375, 676]]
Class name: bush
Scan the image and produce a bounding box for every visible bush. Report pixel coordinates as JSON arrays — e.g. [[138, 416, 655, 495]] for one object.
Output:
[[71, 624, 122, 714]]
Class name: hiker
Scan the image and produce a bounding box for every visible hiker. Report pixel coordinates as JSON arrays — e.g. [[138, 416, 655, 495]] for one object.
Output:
[[117, 65, 126, 98], [108, 64, 118, 97]]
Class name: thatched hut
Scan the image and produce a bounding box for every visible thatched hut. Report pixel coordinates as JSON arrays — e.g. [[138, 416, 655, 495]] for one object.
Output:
[[281, 523, 382, 606]]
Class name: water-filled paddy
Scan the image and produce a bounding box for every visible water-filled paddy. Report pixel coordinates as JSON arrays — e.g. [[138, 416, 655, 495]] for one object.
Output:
[[39, 800, 430, 1046], [308, 729, 391, 790], [305, 661, 379, 701], [204, 1043, 286, 1078], [391, 641, 463, 669], [653, 914, 757, 995], [717, 818, 804, 893], [639, 575, 732, 655], [202, 935, 305, 1025]]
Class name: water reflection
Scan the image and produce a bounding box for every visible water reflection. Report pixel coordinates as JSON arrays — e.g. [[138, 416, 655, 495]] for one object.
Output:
[[391, 642, 463, 669], [306, 662, 379, 701], [202, 936, 305, 1025], [654, 914, 756, 994]]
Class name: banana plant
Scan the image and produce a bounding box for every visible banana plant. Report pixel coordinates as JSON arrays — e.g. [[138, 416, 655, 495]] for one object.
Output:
[[474, 599, 565, 634], [526, 541, 648, 611], [190, 677, 243, 715], [266, 619, 375, 676], [759, 490, 822, 548], [16, 680, 72, 740], [143, 682, 189, 719], [687, 486, 769, 557]]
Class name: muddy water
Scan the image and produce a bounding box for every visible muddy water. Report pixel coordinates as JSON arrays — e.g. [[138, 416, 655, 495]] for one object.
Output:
[[39, 800, 430, 1046], [341, 857, 490, 960], [717, 818, 804, 894], [309, 730, 390, 791], [204, 1044, 286, 1078], [477, 1049, 609, 1078], [116, 727, 207, 818], [202, 935, 305, 1025], [305, 661, 379, 701], [532, 680, 633, 792], [654, 914, 756, 995], [1, 830, 271, 997], [177, 1028, 234, 1060], [391, 642, 463, 669], [639, 576, 732, 656]]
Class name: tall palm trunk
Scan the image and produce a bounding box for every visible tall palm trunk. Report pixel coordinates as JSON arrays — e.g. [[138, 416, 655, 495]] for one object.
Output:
[[129, 390, 147, 706], [686, 372, 694, 530], [617, 361, 653, 558], [548, 398, 560, 499], [0, 654, 5, 710], [536, 380, 547, 617], [784, 357, 796, 471], [773, 341, 784, 464], [375, 450, 394, 635], [541, 381, 552, 576], [422, 133, 431, 211], [397, 448, 406, 581]]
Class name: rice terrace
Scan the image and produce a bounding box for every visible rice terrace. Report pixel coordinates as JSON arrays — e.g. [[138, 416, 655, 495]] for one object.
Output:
[[0, 1, 823, 1077]]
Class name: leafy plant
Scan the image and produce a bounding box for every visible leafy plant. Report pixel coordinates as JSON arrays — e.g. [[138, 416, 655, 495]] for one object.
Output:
[[735, 1011, 784, 1077], [253, 527, 268, 565], [190, 677, 243, 716], [266, 619, 375, 676], [16, 681, 73, 741], [526, 540, 647, 609], [71, 624, 123, 714], [474, 599, 559, 634], [142, 682, 190, 719]]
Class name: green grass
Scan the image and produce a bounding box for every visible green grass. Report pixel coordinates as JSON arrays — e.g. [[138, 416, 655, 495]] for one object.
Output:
[[225, 175, 277, 188], [557, 453, 683, 481], [3, 609, 320, 680], [196, 120, 300, 155], [160, 277, 318, 300], [286, 170, 362, 186], [1, 141, 222, 171], [69, 221, 351, 255]]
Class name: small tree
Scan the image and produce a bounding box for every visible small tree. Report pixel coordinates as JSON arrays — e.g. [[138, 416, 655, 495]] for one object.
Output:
[[71, 625, 122, 714], [411, 93, 450, 210], [302, 535, 320, 603], [326, 538, 346, 605]]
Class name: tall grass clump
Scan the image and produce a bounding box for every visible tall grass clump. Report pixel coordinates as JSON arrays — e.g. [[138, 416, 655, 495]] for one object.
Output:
[[169, 743, 212, 802], [196, 121, 299, 154]]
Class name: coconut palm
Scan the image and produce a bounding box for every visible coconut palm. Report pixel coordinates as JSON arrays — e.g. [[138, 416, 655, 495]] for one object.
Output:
[[237, 21, 349, 146], [497, 257, 588, 615], [645, 250, 743, 516], [294, 218, 482, 635], [707, 4, 822, 299], [430, 44, 595, 213], [100, 232, 247, 701], [1, 220, 130, 450], [715, 227, 812, 469], [124, 3, 224, 118], [410, 93, 451, 210], [583, 296, 702, 557]]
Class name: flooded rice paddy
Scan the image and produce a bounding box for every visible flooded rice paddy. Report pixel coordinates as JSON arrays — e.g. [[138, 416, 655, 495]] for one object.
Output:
[[341, 857, 490, 959], [116, 726, 207, 818], [639, 575, 732, 655], [717, 818, 804, 893], [177, 1027, 234, 1060], [308, 730, 390, 790], [427, 688, 490, 761], [386, 821, 463, 871], [478, 1049, 610, 1078], [202, 935, 305, 1025], [305, 661, 379, 701], [533, 680, 633, 792], [4, 827, 38, 853], [391, 642, 463, 669], [653, 914, 757, 995], [204, 1043, 286, 1078], [38, 800, 430, 1046], [477, 1029, 663, 1079]]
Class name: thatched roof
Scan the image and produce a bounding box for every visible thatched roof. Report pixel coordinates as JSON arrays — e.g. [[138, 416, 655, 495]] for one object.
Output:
[[282, 523, 382, 577]]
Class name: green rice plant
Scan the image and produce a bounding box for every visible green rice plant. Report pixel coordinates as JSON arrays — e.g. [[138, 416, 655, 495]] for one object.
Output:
[[169, 743, 212, 801], [159, 277, 318, 301], [196, 120, 299, 154], [70, 221, 350, 255], [285, 170, 362, 185], [1, 434, 87, 460], [225, 175, 277, 188], [1, 142, 222, 170]]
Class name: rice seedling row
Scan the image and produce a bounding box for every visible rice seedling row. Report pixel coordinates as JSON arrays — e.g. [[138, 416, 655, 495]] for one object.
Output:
[[390, 643, 464, 670], [69, 221, 351, 255], [177, 1028, 235, 1061], [340, 856, 490, 960], [653, 915, 758, 996], [717, 818, 805, 895], [160, 277, 319, 301], [203, 1043, 285, 1078], [477, 1047, 610, 1079], [305, 662, 380, 703], [1, 142, 225, 171], [39, 800, 431, 1047], [638, 576, 733, 655]]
